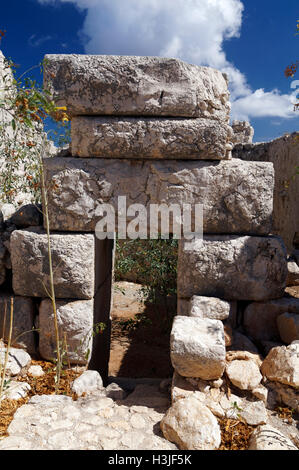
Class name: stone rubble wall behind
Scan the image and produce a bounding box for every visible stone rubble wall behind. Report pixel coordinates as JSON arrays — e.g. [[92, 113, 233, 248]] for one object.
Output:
[[233, 133, 299, 253], [0, 50, 57, 210]]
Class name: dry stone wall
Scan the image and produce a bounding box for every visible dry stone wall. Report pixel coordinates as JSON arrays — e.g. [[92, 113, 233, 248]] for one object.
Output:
[[233, 133, 299, 253], [0, 50, 57, 210], [0, 55, 298, 447]]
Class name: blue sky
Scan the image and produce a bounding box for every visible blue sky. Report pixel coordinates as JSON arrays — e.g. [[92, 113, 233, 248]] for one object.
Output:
[[1, 0, 298, 142]]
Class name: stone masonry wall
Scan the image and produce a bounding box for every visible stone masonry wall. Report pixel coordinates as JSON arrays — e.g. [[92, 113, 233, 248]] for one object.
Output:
[[233, 133, 299, 253], [0, 54, 297, 398]]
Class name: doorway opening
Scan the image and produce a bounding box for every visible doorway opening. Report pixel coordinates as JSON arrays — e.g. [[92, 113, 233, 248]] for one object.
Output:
[[89, 236, 178, 384], [109, 237, 178, 379]]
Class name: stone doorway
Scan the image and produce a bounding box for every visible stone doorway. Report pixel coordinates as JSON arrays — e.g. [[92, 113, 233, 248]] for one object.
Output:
[[89, 237, 177, 384]]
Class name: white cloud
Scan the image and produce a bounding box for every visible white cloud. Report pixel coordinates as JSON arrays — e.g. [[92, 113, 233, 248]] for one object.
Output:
[[28, 34, 53, 47], [37, 0, 298, 121], [232, 89, 295, 121]]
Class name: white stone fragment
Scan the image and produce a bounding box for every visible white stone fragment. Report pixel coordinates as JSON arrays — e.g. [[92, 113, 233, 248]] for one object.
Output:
[[0, 346, 31, 376], [226, 359, 262, 391], [28, 365, 45, 377], [261, 343, 299, 388], [71, 370, 104, 397]]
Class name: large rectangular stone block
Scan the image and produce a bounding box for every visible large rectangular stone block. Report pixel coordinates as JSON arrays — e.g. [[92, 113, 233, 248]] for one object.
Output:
[[177, 236, 287, 301], [244, 297, 299, 342], [43, 54, 230, 120], [43, 157, 274, 235], [170, 316, 226, 380], [71, 116, 233, 160], [10, 228, 95, 299], [39, 298, 93, 364]]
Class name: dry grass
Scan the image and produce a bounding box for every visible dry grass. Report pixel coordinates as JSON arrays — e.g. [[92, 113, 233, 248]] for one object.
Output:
[[0, 397, 28, 439], [218, 418, 255, 450], [274, 406, 296, 424], [17, 360, 83, 397]]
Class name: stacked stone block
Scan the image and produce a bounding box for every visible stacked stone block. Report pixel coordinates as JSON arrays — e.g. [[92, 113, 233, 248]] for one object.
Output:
[[5, 55, 289, 376], [9, 228, 95, 364], [233, 132, 299, 253], [41, 54, 289, 377]]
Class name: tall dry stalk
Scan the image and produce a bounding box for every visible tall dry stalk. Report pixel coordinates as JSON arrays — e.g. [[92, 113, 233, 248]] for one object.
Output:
[[1, 300, 7, 340], [0, 301, 7, 384], [0, 297, 14, 400], [39, 152, 61, 393]]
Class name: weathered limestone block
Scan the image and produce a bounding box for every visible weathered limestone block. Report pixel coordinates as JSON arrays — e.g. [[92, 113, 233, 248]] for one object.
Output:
[[244, 297, 299, 342], [177, 236, 287, 301], [160, 396, 221, 450], [233, 132, 299, 252], [71, 116, 233, 160], [261, 343, 299, 388], [170, 316, 226, 380], [252, 385, 268, 403], [171, 371, 199, 403], [0, 295, 36, 354], [231, 120, 254, 145], [177, 296, 236, 323], [0, 51, 14, 135], [44, 54, 230, 121], [238, 400, 268, 426], [71, 371, 104, 397], [226, 359, 262, 391], [0, 381, 31, 401], [39, 298, 94, 364], [43, 157, 274, 235], [277, 313, 299, 344], [188, 296, 233, 321], [249, 425, 297, 451], [10, 229, 95, 299], [0, 51, 57, 209], [0, 346, 31, 376]]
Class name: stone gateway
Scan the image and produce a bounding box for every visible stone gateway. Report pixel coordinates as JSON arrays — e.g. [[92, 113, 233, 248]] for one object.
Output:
[[0, 53, 298, 451]]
